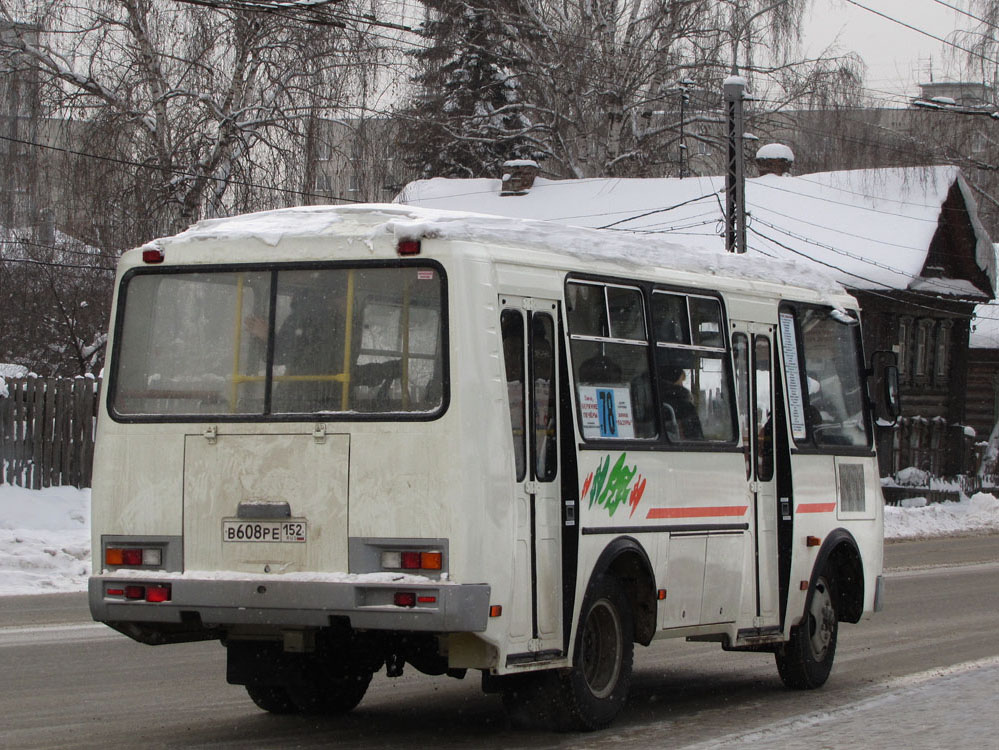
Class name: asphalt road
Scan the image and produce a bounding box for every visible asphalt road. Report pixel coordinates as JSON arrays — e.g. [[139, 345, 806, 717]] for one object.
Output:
[[2, 535, 999, 749]]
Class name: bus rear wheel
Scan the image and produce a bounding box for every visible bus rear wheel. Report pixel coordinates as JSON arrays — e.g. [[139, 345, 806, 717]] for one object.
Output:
[[775, 573, 838, 689], [558, 574, 634, 731], [286, 669, 373, 714], [245, 684, 300, 714]]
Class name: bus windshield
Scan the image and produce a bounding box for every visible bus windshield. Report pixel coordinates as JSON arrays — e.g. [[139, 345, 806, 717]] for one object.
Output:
[[111, 264, 445, 418]]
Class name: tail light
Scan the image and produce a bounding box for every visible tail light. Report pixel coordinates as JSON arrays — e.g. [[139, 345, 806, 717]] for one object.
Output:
[[394, 592, 417, 607], [381, 550, 443, 571], [109, 583, 171, 603], [105, 546, 162, 568]]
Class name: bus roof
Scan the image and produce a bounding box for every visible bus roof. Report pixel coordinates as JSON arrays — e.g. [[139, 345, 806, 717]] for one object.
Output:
[[137, 203, 847, 300]]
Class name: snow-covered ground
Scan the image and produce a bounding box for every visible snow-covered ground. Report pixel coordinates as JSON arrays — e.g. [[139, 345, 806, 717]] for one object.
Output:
[[2, 483, 999, 597]]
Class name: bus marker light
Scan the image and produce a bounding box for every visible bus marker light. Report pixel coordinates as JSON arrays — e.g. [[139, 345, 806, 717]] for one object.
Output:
[[105, 548, 124, 566], [397, 240, 421, 256], [145, 585, 171, 603], [489, 605, 503, 618], [125, 585, 145, 600], [142, 248, 164, 264], [799, 581, 809, 591], [394, 592, 417, 607], [420, 552, 443, 570], [657, 589, 667, 601], [806, 536, 821, 547]]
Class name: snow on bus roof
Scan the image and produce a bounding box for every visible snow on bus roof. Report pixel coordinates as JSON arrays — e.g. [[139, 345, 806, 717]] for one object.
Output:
[[152, 203, 844, 297]]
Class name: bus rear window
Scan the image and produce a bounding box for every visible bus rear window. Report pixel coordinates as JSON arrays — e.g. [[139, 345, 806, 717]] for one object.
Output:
[[111, 264, 446, 419]]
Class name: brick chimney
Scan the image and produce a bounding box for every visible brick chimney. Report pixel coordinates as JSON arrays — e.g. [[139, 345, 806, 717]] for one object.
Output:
[[755, 143, 794, 176], [500, 160, 540, 196]]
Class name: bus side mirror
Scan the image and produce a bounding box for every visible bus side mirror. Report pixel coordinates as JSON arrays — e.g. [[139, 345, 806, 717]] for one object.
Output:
[[869, 351, 901, 425], [882, 365, 901, 422]]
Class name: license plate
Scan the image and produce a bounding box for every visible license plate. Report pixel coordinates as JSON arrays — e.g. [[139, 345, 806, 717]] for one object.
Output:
[[222, 520, 307, 543]]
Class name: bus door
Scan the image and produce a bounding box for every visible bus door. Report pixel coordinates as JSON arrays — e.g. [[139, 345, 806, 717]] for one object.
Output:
[[732, 325, 780, 628], [500, 297, 563, 660]]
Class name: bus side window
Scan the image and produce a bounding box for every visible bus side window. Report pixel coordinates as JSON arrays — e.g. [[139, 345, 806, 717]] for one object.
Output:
[[733, 334, 751, 478], [532, 314, 557, 481], [567, 281, 656, 440], [501, 310, 527, 482], [651, 292, 735, 443]]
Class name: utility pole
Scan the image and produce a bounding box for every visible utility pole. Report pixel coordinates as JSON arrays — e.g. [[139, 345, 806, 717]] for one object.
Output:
[[724, 73, 747, 254], [678, 78, 693, 178]]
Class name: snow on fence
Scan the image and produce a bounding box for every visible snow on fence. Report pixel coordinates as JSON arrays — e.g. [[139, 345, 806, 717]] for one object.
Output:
[[0, 377, 99, 489]]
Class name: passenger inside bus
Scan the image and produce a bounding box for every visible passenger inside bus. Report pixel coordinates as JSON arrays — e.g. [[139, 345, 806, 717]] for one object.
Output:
[[659, 366, 703, 441]]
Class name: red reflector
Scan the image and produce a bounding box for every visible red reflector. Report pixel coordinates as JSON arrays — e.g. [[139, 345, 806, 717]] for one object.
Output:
[[417, 596, 436, 604], [800, 580, 810, 591], [122, 549, 143, 566], [142, 248, 164, 264], [394, 592, 416, 607], [106, 588, 124, 597], [145, 585, 171, 603], [400, 551, 421, 569], [397, 239, 421, 256], [124, 585, 145, 600]]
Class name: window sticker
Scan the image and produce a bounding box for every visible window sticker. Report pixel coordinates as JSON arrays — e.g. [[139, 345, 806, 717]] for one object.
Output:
[[779, 312, 807, 441], [579, 385, 635, 439]]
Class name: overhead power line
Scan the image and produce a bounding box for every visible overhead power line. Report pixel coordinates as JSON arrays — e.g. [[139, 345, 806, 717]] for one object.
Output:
[[844, 0, 999, 68]]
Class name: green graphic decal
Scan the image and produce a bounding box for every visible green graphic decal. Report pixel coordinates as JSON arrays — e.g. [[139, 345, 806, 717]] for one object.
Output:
[[582, 453, 647, 518]]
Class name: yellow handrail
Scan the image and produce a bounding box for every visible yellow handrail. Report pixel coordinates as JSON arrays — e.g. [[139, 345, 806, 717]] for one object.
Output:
[[230, 275, 245, 413], [340, 270, 355, 410]]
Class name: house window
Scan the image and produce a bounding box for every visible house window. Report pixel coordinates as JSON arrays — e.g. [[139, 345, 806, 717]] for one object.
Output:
[[697, 127, 710, 156], [314, 173, 333, 193], [914, 318, 934, 383], [897, 315, 912, 385], [934, 319, 953, 385]]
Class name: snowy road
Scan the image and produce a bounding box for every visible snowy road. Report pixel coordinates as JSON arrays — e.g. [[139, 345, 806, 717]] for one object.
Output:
[[2, 535, 999, 749]]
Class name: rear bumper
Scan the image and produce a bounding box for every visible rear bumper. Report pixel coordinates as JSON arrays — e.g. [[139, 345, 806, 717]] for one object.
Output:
[[89, 574, 491, 637]]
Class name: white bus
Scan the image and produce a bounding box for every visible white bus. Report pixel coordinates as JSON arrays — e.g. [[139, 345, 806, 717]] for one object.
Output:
[[90, 205, 896, 731]]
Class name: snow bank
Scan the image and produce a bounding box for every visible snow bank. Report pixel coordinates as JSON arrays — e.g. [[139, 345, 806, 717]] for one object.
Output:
[[885, 493, 999, 539], [0, 484, 91, 595]]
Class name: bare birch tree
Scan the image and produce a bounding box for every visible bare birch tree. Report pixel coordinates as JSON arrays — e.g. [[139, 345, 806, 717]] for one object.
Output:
[[0, 0, 386, 247]]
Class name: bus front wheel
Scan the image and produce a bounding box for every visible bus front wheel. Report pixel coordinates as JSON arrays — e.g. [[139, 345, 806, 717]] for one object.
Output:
[[775, 573, 838, 689]]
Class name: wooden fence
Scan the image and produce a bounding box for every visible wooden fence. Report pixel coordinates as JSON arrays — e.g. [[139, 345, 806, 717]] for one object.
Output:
[[0, 377, 99, 489]]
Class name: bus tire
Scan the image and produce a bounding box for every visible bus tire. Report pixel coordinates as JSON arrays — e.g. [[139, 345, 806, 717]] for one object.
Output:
[[775, 573, 838, 689], [558, 574, 634, 731], [245, 685, 301, 714], [287, 669, 373, 715]]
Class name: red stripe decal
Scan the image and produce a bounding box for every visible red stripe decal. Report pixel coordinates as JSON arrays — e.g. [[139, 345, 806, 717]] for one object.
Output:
[[796, 502, 836, 514], [646, 505, 748, 520]]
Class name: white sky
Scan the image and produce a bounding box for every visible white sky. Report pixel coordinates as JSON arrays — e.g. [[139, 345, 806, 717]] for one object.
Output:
[[802, 0, 981, 103]]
